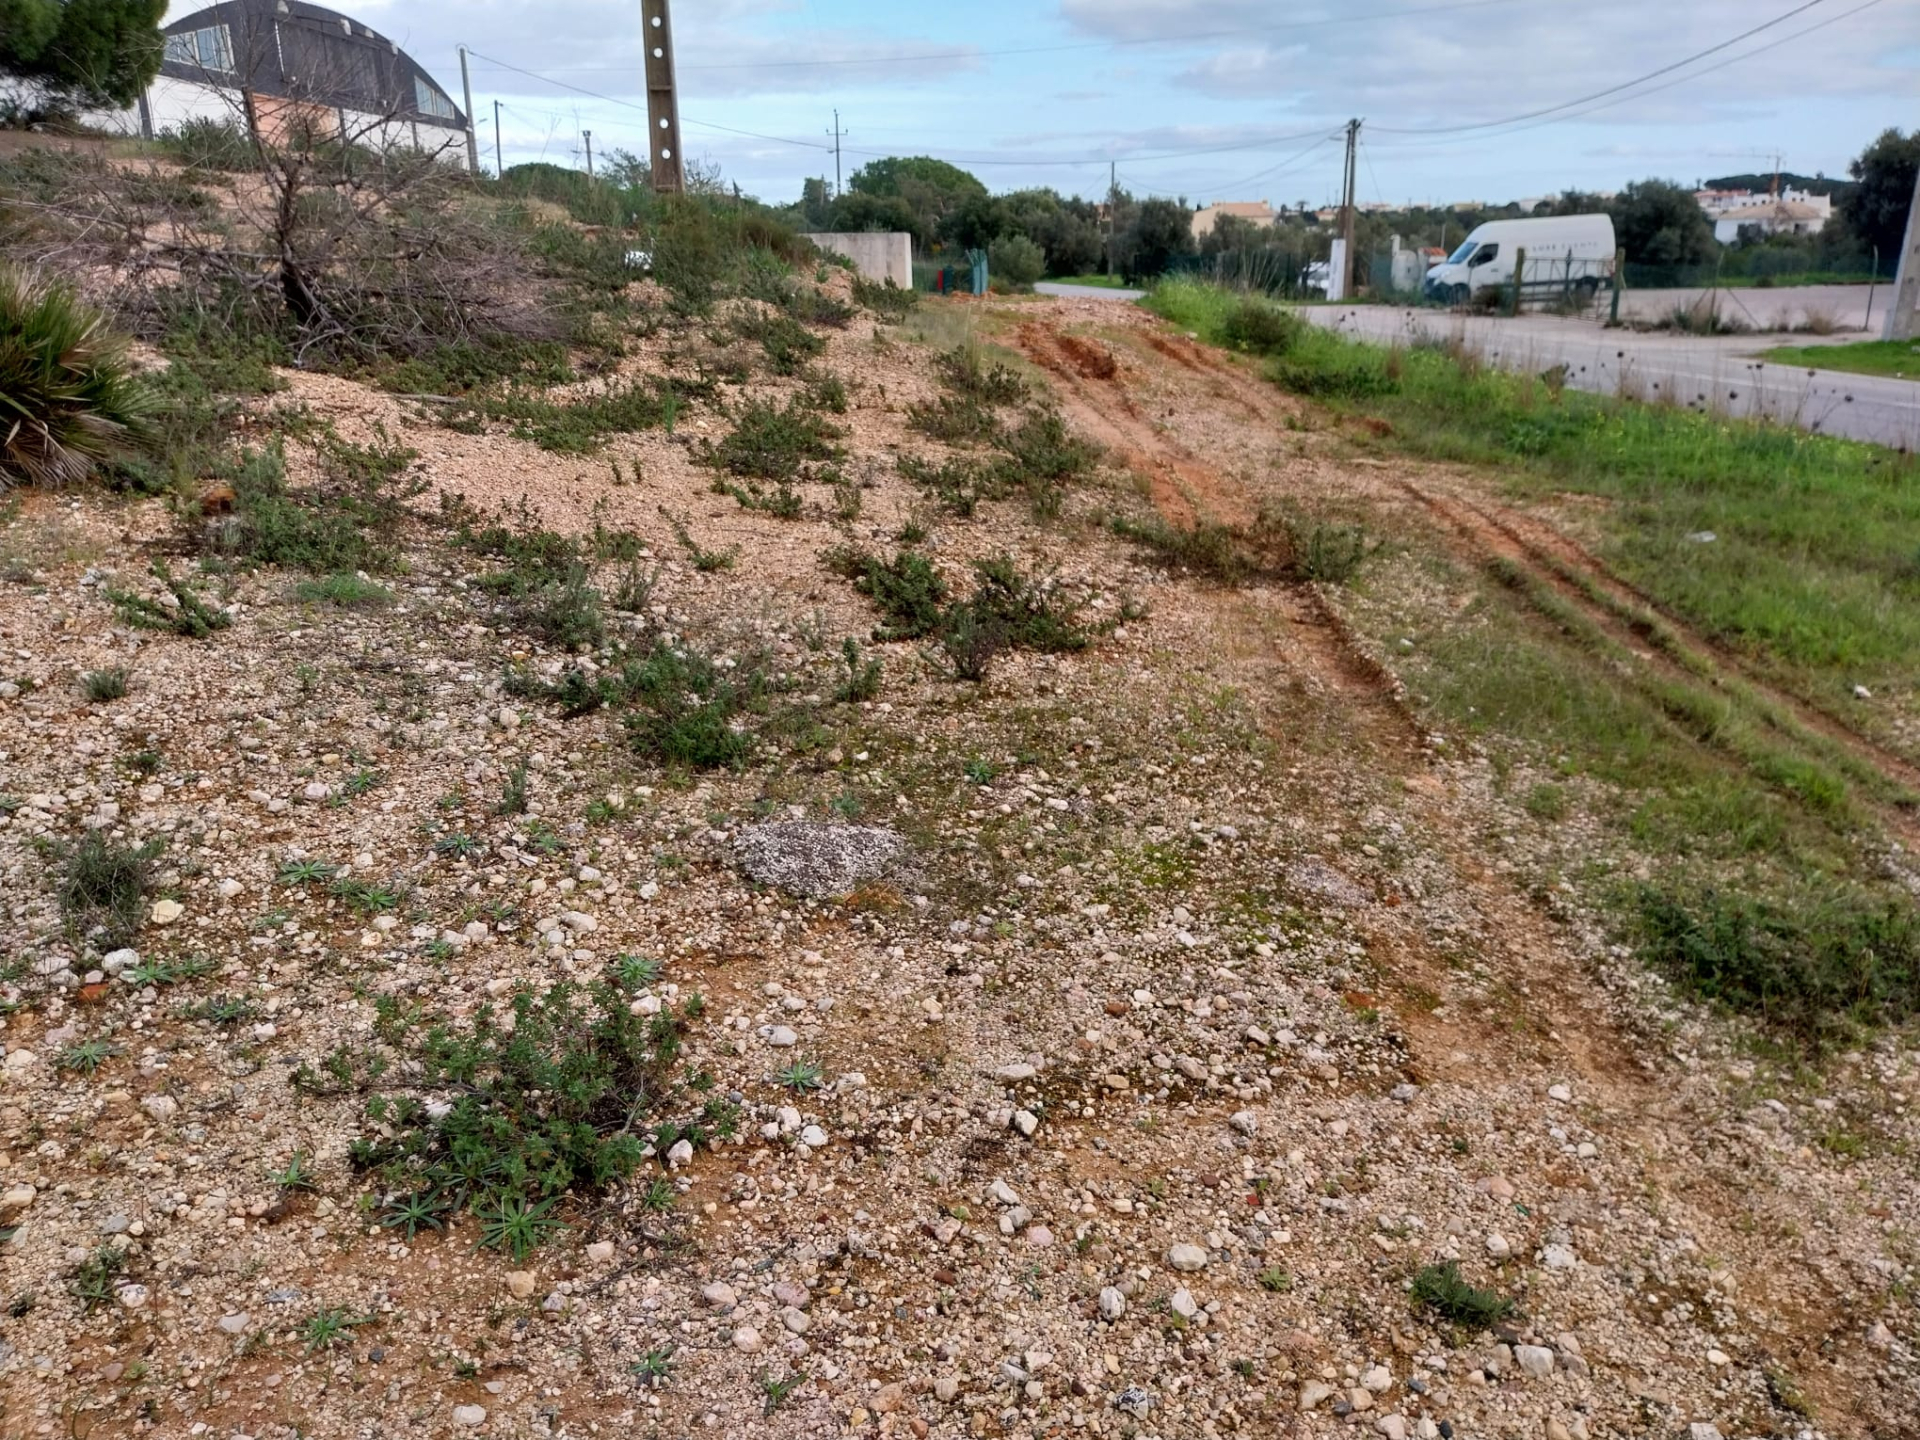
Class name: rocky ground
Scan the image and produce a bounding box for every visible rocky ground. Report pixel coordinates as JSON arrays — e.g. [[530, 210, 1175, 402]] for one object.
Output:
[[0, 290, 1914, 1440]]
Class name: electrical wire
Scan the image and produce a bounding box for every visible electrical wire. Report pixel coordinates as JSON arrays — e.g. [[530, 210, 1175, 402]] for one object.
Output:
[[1368, 0, 1828, 134], [1365, 0, 1883, 150], [500, 0, 1525, 75]]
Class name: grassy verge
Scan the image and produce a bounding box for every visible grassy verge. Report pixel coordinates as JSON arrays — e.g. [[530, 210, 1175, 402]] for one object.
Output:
[[1760, 339, 1920, 380], [1146, 278, 1920, 738], [1048, 274, 1132, 290], [1147, 277, 1920, 1052]]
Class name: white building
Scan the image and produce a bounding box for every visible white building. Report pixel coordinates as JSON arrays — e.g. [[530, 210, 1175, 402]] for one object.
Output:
[[89, 0, 472, 166], [1696, 187, 1832, 244]]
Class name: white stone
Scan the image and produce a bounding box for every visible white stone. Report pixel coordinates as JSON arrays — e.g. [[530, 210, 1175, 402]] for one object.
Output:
[[101, 948, 138, 976], [149, 899, 183, 926], [1706, 1348, 1729, 1367], [996, 1063, 1037, 1082], [731, 1325, 763, 1354], [1375, 1416, 1408, 1440], [1362, 1365, 1392, 1393], [0, 1184, 35, 1220], [217, 1313, 250, 1334], [1299, 1381, 1334, 1411], [1485, 1233, 1512, 1259], [116, 1283, 150, 1309], [217, 878, 244, 899], [452, 1405, 487, 1427], [1169, 1288, 1199, 1319], [1167, 1243, 1208, 1272], [768, 1026, 799, 1048], [1012, 1109, 1039, 1137], [1514, 1345, 1554, 1379], [1541, 1244, 1578, 1270], [586, 1241, 615, 1264], [1098, 1286, 1127, 1321], [701, 1282, 738, 1309], [989, 1180, 1021, 1207], [301, 782, 331, 803], [140, 1094, 178, 1122], [666, 1139, 694, 1168], [799, 1124, 829, 1149], [1688, 1427, 1725, 1440], [1229, 1110, 1258, 1136], [1547, 1083, 1572, 1103]]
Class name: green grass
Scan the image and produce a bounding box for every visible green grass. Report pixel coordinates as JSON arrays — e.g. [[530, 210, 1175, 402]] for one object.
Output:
[[1760, 339, 1920, 380], [291, 573, 392, 606], [1149, 278, 1920, 737], [1410, 1262, 1514, 1330]]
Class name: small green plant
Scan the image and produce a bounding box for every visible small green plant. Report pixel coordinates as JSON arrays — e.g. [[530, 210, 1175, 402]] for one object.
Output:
[[300, 1307, 369, 1353], [773, 1058, 826, 1092], [278, 857, 339, 886], [632, 1347, 675, 1387], [616, 954, 664, 987], [81, 667, 129, 702], [0, 266, 151, 488], [477, 1194, 566, 1260], [125, 954, 214, 986], [964, 758, 996, 785], [832, 638, 882, 703], [852, 275, 916, 320], [666, 511, 737, 572], [189, 993, 253, 1025], [761, 1370, 807, 1415], [638, 1176, 676, 1213], [1257, 1267, 1292, 1293], [58, 1039, 119, 1075], [271, 1151, 320, 1194], [380, 1189, 451, 1239], [497, 760, 530, 817], [613, 561, 663, 613], [329, 876, 402, 915], [69, 1244, 126, 1313], [1410, 1261, 1515, 1329], [824, 546, 950, 641], [702, 397, 842, 484], [54, 831, 162, 945], [434, 833, 479, 859], [341, 767, 381, 799], [124, 748, 162, 777], [292, 572, 392, 606], [104, 561, 231, 639]]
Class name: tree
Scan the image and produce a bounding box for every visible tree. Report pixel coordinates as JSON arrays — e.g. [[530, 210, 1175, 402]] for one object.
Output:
[[988, 233, 1045, 288], [1120, 199, 1195, 283], [828, 190, 917, 237], [799, 176, 833, 230], [0, 0, 164, 119], [1546, 190, 1608, 216], [602, 147, 651, 192], [1838, 128, 1919, 262], [847, 155, 986, 247], [1609, 179, 1716, 268]]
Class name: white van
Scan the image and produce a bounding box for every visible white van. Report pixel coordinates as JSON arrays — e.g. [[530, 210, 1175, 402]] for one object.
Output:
[[1422, 214, 1616, 304]]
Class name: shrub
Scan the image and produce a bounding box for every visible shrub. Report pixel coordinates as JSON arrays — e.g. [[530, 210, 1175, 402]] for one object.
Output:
[[154, 118, 255, 172], [81, 667, 129, 702], [853, 276, 916, 320], [0, 266, 151, 487], [104, 561, 231, 638], [1219, 300, 1304, 356], [459, 510, 607, 651], [908, 393, 1001, 445], [618, 640, 769, 769], [704, 398, 842, 483], [291, 573, 392, 606], [55, 831, 162, 945], [1411, 1262, 1515, 1330], [1633, 885, 1920, 1047], [825, 547, 951, 641], [346, 963, 717, 1256], [989, 233, 1047, 289], [935, 345, 1028, 405]]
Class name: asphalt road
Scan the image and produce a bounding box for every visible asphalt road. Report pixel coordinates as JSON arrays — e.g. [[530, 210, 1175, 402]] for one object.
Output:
[[1616, 283, 1884, 332], [1300, 305, 1919, 449]]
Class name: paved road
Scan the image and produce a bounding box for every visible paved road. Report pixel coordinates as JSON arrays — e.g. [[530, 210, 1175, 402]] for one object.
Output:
[[1617, 283, 1882, 333], [1035, 281, 1146, 301], [1299, 305, 1919, 449]]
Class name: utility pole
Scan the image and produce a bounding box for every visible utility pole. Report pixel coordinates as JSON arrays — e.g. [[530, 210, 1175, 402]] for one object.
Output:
[[1339, 117, 1361, 301], [1884, 163, 1920, 342], [583, 129, 594, 179], [1106, 160, 1116, 279], [493, 99, 503, 179], [643, 0, 684, 193], [827, 109, 847, 196], [457, 45, 478, 175]]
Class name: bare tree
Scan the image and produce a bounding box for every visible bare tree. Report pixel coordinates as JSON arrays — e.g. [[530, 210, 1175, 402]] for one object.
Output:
[[3, 16, 558, 363]]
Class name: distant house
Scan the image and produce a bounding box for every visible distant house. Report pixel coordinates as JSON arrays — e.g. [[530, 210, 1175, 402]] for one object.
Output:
[[89, 0, 471, 165], [1193, 200, 1279, 241], [1695, 187, 1831, 243]]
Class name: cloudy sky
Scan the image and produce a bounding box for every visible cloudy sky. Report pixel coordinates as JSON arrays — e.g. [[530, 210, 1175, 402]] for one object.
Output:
[[179, 0, 1918, 205]]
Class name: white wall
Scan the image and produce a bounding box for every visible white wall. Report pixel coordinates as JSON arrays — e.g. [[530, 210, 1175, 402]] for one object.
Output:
[[810, 232, 911, 288]]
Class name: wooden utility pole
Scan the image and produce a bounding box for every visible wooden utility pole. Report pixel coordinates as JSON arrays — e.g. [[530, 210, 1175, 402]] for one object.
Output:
[[827, 109, 847, 196], [457, 46, 479, 175], [1339, 117, 1361, 301], [643, 0, 684, 193]]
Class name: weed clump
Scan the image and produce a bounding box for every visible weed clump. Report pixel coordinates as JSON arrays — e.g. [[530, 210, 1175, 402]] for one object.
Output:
[[618, 640, 772, 769], [0, 265, 151, 488], [1411, 1262, 1515, 1330], [346, 963, 721, 1257], [824, 546, 950, 641], [453, 502, 607, 650], [104, 561, 231, 638], [54, 831, 163, 945], [1633, 885, 1920, 1048], [1111, 506, 1372, 587], [81, 667, 129, 703], [704, 397, 842, 485], [853, 276, 917, 320], [1219, 300, 1305, 356], [202, 435, 415, 574]]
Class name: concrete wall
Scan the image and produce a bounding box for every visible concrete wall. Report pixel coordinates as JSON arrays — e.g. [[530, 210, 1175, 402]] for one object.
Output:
[[810, 232, 911, 289]]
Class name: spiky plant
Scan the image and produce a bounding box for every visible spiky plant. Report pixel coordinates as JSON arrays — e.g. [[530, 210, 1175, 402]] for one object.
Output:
[[0, 267, 150, 488]]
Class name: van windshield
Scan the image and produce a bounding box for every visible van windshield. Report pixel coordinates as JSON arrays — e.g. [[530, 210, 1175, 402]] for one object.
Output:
[[1446, 239, 1479, 264]]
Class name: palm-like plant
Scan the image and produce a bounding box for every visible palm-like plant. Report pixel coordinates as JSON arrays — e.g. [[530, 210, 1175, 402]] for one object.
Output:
[[0, 266, 150, 487]]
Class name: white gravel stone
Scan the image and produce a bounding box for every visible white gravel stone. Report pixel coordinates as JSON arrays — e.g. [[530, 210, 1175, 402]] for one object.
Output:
[[1167, 1242, 1208, 1272], [767, 1026, 799, 1048], [149, 899, 183, 925], [1486, 1233, 1512, 1259], [452, 1405, 487, 1427], [1514, 1345, 1554, 1379], [731, 1325, 763, 1354], [1098, 1286, 1127, 1321]]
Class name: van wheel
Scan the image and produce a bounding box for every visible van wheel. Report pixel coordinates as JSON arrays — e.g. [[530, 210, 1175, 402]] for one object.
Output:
[[1574, 277, 1600, 302], [1448, 284, 1469, 306]]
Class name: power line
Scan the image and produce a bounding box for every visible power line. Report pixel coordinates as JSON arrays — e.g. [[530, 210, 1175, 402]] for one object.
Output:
[[1368, 0, 1829, 134], [502, 0, 1523, 75], [1366, 0, 1883, 150]]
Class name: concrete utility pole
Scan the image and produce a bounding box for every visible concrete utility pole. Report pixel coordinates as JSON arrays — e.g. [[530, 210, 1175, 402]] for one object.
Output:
[[1339, 117, 1361, 301], [1885, 163, 1920, 342], [1106, 160, 1116, 279], [493, 99, 503, 179], [643, 0, 684, 193], [583, 129, 594, 179], [827, 109, 847, 196], [458, 45, 479, 175]]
